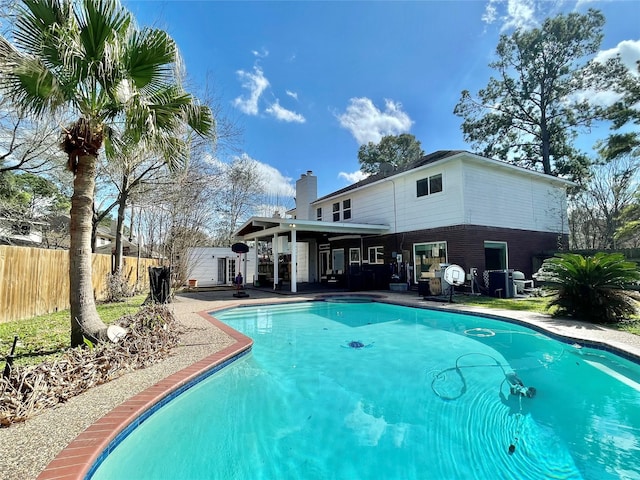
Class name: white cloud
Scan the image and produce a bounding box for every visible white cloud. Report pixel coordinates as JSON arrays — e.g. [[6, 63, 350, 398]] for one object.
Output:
[[482, 0, 541, 32], [336, 97, 413, 145], [338, 170, 369, 184], [595, 39, 640, 74], [250, 157, 296, 197], [252, 47, 269, 58], [286, 90, 298, 100], [266, 99, 306, 123], [229, 153, 295, 197], [221, 153, 295, 217], [575, 39, 640, 110], [233, 66, 270, 115], [481, 1, 498, 24], [575, 0, 598, 9], [572, 89, 624, 108]]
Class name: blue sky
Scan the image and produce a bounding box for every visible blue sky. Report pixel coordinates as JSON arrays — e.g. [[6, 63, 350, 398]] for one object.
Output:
[[124, 0, 640, 201]]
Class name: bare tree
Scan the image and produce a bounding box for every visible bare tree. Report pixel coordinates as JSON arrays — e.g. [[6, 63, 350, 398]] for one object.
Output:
[[569, 153, 640, 249], [212, 154, 265, 246], [255, 191, 295, 218], [137, 154, 222, 287], [0, 104, 67, 174]]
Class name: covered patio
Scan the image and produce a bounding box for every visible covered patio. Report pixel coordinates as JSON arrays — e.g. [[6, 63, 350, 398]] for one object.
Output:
[[234, 216, 389, 293]]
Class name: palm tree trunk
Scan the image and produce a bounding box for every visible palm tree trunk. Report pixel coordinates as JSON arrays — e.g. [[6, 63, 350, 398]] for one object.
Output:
[[69, 154, 108, 346]]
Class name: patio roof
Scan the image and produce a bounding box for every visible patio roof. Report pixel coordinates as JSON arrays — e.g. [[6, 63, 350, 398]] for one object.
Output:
[[234, 216, 390, 241]]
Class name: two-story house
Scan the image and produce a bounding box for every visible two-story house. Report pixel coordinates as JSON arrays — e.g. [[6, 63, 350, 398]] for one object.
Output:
[[234, 150, 574, 294]]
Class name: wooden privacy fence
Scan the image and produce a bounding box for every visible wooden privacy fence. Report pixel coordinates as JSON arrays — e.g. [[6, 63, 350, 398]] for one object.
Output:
[[0, 245, 160, 324]]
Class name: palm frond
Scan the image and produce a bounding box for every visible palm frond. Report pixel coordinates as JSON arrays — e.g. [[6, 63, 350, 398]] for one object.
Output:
[[124, 27, 178, 90], [183, 102, 215, 139], [0, 37, 65, 116]]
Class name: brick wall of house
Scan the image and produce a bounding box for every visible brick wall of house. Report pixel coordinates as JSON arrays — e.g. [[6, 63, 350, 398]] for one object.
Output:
[[359, 224, 564, 279]]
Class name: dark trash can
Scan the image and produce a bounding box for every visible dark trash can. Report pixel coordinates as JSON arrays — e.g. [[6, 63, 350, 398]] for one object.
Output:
[[148, 266, 171, 304], [418, 280, 431, 297], [488, 270, 514, 298]]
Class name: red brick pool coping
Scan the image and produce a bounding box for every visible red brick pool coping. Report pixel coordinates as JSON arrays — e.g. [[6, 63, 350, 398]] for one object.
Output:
[[37, 311, 252, 480]]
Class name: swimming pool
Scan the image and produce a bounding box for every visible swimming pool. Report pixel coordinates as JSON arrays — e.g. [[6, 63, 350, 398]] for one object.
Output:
[[90, 301, 640, 479]]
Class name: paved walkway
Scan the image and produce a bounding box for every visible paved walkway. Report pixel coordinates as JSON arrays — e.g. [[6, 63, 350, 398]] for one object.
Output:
[[1, 288, 639, 479]]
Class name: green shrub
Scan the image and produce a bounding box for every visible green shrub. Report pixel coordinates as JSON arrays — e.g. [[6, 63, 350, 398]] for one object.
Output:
[[535, 252, 640, 323]]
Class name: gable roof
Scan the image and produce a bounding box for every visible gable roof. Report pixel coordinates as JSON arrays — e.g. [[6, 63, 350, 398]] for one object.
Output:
[[312, 150, 575, 204]]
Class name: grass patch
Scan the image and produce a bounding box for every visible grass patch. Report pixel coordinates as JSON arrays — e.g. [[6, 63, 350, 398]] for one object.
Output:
[[0, 295, 148, 367], [453, 294, 553, 314], [618, 321, 640, 336]]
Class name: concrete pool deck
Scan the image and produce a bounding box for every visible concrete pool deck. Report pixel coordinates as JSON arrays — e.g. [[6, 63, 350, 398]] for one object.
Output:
[[1, 288, 639, 479]]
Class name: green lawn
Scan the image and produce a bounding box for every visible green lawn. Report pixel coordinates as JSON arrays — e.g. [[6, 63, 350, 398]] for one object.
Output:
[[0, 295, 147, 366], [617, 321, 640, 336], [453, 293, 640, 335], [452, 294, 553, 314]]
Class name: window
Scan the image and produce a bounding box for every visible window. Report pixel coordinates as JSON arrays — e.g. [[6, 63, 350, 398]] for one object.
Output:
[[413, 241, 447, 282], [316, 207, 322, 221], [343, 199, 351, 220], [319, 247, 331, 276], [332, 202, 340, 222], [332, 249, 345, 273], [11, 223, 31, 236], [429, 174, 443, 194], [417, 178, 429, 197], [417, 173, 443, 197], [368, 246, 384, 264], [349, 248, 360, 265]]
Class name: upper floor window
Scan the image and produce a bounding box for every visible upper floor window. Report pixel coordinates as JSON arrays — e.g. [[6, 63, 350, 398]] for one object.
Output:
[[316, 207, 322, 221], [332, 198, 352, 221], [343, 199, 351, 220], [417, 173, 443, 197]]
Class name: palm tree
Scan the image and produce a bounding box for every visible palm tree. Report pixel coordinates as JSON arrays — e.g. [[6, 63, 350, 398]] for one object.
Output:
[[0, 0, 214, 346], [536, 252, 640, 323]]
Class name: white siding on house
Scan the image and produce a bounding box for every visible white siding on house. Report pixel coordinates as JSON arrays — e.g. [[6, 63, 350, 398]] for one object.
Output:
[[315, 187, 396, 227], [311, 153, 569, 235], [394, 161, 465, 232], [461, 161, 568, 233]]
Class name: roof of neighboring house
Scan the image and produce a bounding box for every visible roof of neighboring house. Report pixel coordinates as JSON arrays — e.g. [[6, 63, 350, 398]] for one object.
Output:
[[95, 236, 139, 255], [0, 216, 49, 226], [96, 224, 116, 240], [312, 150, 575, 204]]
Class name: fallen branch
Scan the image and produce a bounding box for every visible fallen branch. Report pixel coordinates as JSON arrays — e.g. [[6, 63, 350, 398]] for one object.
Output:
[[0, 305, 181, 427]]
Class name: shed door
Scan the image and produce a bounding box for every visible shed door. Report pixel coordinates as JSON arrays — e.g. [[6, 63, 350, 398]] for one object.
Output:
[[217, 258, 226, 284], [228, 259, 236, 284]]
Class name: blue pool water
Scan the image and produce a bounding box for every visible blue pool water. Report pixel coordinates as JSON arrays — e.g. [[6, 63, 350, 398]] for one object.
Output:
[[91, 301, 640, 479]]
